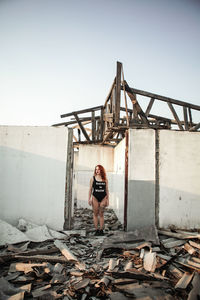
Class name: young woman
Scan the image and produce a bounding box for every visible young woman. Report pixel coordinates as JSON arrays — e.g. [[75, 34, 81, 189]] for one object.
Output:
[[88, 165, 109, 236]]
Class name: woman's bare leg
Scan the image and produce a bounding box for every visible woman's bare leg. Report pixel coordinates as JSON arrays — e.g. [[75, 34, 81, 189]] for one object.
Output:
[[99, 197, 107, 230], [92, 197, 100, 230]]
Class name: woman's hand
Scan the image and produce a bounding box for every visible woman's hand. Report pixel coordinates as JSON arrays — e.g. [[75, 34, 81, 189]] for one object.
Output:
[[88, 198, 92, 206]]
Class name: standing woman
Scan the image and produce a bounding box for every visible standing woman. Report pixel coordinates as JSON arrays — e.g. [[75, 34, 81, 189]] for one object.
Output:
[[88, 165, 109, 236]]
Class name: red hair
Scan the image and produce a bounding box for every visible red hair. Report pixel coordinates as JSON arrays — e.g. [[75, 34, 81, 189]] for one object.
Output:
[[94, 165, 107, 181]]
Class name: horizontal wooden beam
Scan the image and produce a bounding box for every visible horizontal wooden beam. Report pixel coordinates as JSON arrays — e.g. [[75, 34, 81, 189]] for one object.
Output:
[[53, 116, 100, 127], [61, 105, 103, 118]]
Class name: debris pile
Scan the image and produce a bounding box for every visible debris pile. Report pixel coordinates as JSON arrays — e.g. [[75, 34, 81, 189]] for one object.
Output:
[[0, 209, 200, 299]]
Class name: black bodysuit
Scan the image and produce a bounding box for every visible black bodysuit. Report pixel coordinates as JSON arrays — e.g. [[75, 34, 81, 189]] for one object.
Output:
[[92, 176, 107, 202]]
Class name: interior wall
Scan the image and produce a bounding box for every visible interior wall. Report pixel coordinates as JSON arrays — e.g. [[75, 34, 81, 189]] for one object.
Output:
[[159, 130, 200, 229], [127, 129, 155, 230], [74, 142, 125, 224], [74, 144, 114, 208], [0, 126, 70, 230]]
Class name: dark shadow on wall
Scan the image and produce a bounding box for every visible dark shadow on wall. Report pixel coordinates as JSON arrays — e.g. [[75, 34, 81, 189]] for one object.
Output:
[[126, 179, 200, 230], [0, 146, 69, 230]]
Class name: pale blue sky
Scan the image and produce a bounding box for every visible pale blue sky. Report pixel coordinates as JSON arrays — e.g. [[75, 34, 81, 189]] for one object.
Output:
[[0, 0, 199, 126]]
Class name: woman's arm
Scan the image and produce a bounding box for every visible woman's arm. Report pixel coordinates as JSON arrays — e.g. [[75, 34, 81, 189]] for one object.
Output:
[[88, 178, 93, 206], [106, 179, 109, 206]]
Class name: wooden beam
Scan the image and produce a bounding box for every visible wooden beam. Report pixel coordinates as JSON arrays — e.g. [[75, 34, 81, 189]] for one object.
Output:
[[168, 103, 184, 130], [103, 131, 114, 143], [189, 122, 200, 132], [92, 111, 96, 141], [183, 107, 189, 130], [99, 107, 104, 142], [145, 98, 155, 116], [127, 87, 200, 111], [74, 113, 90, 141], [125, 82, 149, 126], [61, 105, 103, 118], [114, 61, 122, 125], [188, 108, 193, 127], [64, 128, 73, 229], [53, 116, 100, 127], [104, 77, 116, 106]]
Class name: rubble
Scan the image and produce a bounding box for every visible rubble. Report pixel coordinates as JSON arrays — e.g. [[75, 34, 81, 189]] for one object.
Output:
[[0, 208, 200, 299]]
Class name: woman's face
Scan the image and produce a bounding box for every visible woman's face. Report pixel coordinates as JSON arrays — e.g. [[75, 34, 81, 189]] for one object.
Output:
[[95, 166, 101, 175]]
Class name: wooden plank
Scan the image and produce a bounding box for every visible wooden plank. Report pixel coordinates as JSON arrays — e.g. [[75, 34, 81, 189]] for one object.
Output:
[[99, 107, 104, 142], [189, 122, 200, 132], [155, 130, 160, 228], [189, 240, 200, 250], [188, 107, 193, 127], [125, 82, 149, 125], [54, 240, 78, 263], [103, 113, 113, 122], [103, 131, 114, 143], [168, 103, 184, 130], [61, 105, 103, 118], [64, 128, 74, 229], [184, 243, 196, 255], [77, 128, 81, 142], [183, 106, 189, 130], [127, 87, 200, 111], [121, 67, 129, 127], [175, 272, 194, 289], [104, 77, 116, 106], [14, 255, 68, 264], [92, 111, 96, 141], [115, 61, 122, 125], [124, 130, 128, 231], [53, 116, 100, 127], [145, 98, 155, 116], [158, 230, 200, 239], [74, 113, 90, 141]]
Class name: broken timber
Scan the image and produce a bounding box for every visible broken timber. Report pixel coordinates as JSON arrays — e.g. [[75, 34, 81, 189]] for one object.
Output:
[[53, 62, 200, 146]]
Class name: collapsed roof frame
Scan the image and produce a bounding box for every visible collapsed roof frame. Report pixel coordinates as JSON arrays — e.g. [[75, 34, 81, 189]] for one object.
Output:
[[53, 62, 200, 146]]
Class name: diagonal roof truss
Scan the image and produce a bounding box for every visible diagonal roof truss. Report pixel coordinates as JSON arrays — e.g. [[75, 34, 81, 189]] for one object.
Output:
[[53, 62, 200, 147]]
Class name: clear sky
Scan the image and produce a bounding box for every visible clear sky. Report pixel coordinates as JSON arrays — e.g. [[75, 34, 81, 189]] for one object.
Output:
[[0, 0, 200, 126]]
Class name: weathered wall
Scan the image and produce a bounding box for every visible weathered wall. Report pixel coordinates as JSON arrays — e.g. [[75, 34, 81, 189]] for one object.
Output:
[[0, 126, 69, 230], [127, 129, 155, 230], [159, 130, 200, 229]]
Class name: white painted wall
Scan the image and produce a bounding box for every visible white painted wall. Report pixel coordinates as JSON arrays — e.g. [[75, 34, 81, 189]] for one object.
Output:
[[127, 129, 155, 230], [113, 138, 125, 224], [76, 144, 114, 172], [75, 144, 114, 208], [74, 142, 125, 224], [159, 130, 200, 229], [0, 126, 69, 230]]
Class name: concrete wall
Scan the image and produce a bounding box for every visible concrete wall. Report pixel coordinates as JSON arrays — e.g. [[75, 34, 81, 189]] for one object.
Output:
[[127, 129, 155, 230], [112, 138, 125, 224], [159, 130, 200, 229], [0, 126, 70, 230]]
